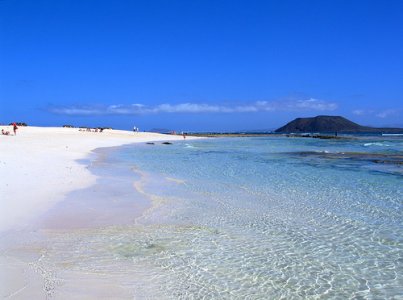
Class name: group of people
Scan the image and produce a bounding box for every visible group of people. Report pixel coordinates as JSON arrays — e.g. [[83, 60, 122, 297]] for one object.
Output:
[[79, 127, 104, 132], [1, 123, 18, 136]]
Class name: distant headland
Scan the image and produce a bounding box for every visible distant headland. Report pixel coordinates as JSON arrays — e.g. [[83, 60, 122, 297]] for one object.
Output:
[[275, 115, 403, 133]]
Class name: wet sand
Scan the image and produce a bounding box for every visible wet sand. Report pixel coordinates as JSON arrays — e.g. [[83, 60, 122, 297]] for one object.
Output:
[[0, 126, 199, 298]]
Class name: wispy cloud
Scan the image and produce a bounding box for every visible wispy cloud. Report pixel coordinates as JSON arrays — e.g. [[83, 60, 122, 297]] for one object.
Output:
[[49, 98, 338, 116], [375, 109, 400, 118], [352, 109, 367, 116], [352, 108, 401, 118]]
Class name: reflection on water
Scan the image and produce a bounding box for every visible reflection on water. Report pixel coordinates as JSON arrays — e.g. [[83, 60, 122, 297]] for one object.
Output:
[[2, 135, 403, 298]]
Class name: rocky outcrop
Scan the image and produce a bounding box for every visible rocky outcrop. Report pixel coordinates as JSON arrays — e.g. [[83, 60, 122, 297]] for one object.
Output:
[[275, 116, 403, 133]]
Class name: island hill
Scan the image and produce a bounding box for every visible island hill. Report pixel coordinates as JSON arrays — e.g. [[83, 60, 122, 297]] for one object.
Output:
[[275, 115, 403, 134]]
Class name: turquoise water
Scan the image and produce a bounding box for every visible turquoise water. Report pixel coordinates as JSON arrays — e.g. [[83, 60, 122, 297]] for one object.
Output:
[[87, 135, 401, 298], [17, 135, 401, 298]]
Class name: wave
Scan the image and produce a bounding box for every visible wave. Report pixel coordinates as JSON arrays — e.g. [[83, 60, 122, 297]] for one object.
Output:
[[363, 142, 390, 147]]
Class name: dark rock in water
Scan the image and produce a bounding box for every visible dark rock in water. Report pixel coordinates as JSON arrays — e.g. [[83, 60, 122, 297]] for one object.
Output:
[[286, 151, 403, 165], [286, 134, 347, 140], [146, 142, 155, 145], [275, 115, 403, 133], [162, 142, 173, 145]]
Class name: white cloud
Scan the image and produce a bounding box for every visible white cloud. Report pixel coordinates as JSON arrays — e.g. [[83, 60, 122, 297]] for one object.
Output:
[[285, 98, 338, 111], [50, 107, 103, 115], [352, 109, 366, 115], [352, 108, 401, 118], [376, 109, 400, 118], [154, 103, 223, 113], [49, 98, 338, 116]]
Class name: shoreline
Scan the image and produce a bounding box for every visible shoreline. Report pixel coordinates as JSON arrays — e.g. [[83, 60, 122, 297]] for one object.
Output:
[[36, 145, 153, 231], [0, 126, 201, 298], [0, 126, 199, 233], [1, 132, 401, 298]]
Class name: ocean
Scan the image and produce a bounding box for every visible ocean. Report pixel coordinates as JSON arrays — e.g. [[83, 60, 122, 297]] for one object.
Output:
[[15, 135, 403, 298], [79, 134, 403, 298]]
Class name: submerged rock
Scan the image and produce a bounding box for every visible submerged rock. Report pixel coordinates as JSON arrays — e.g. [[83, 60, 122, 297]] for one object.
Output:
[[287, 151, 403, 165]]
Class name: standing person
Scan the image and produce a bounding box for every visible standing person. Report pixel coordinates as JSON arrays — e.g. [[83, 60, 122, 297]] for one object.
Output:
[[12, 123, 18, 135]]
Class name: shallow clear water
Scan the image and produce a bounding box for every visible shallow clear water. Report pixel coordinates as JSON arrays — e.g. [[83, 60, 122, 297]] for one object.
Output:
[[9, 135, 402, 299], [74, 135, 401, 299]]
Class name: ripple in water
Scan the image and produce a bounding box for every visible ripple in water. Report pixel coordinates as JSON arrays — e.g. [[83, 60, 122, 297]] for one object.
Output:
[[10, 136, 402, 298]]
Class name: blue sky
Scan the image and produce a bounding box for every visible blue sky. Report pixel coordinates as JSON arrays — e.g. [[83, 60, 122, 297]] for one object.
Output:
[[1, 0, 402, 131]]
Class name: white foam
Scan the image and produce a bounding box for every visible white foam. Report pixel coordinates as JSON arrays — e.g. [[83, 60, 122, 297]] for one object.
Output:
[[363, 142, 390, 147]]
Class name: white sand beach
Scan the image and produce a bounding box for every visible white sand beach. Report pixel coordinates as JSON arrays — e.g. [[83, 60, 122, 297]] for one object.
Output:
[[0, 126, 192, 233], [0, 126, 196, 298]]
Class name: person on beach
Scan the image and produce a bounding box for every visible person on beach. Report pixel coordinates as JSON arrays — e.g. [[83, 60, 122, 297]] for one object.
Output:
[[12, 123, 18, 135], [2, 129, 10, 135]]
